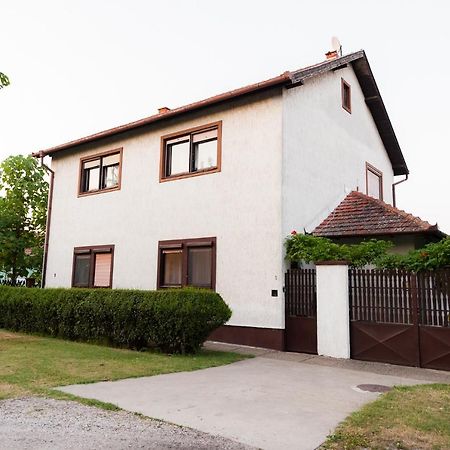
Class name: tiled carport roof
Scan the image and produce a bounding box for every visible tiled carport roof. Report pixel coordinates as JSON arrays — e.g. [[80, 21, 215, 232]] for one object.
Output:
[[313, 191, 445, 238]]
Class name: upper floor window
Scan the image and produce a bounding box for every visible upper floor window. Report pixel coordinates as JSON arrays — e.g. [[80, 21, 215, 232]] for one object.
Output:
[[79, 149, 122, 195], [158, 237, 216, 290], [366, 163, 383, 200], [341, 78, 351, 113], [72, 245, 114, 288], [160, 122, 222, 182]]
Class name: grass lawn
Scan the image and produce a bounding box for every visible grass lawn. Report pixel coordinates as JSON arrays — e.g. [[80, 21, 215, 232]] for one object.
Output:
[[0, 329, 249, 406], [323, 384, 450, 450]]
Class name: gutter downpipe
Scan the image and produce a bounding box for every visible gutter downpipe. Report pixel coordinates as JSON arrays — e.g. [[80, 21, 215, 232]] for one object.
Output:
[[392, 174, 408, 208], [39, 151, 54, 288]]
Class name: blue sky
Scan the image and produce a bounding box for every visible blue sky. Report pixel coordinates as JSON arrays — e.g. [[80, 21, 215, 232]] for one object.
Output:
[[1, 0, 449, 231]]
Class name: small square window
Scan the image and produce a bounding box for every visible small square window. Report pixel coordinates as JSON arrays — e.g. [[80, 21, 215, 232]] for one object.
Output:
[[366, 163, 383, 200], [161, 122, 221, 181], [80, 149, 122, 195], [341, 79, 351, 113]]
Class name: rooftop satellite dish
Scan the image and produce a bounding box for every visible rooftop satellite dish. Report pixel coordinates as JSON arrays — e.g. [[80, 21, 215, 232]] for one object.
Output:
[[331, 36, 342, 56]]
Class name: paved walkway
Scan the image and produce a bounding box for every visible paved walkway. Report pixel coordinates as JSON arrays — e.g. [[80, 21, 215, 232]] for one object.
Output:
[[57, 343, 449, 450]]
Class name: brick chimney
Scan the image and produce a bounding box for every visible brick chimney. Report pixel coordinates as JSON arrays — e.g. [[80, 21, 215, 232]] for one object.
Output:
[[158, 107, 171, 114], [325, 50, 338, 60]]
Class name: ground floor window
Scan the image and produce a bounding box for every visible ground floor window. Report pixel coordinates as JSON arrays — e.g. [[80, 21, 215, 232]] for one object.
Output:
[[72, 245, 114, 288], [158, 237, 216, 290]]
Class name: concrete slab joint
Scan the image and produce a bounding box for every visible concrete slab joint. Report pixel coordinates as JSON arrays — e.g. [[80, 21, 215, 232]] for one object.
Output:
[[316, 263, 350, 359]]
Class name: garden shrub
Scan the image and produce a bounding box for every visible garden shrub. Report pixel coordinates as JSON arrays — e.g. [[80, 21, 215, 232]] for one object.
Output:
[[0, 287, 231, 354], [285, 232, 393, 267], [286, 232, 450, 271]]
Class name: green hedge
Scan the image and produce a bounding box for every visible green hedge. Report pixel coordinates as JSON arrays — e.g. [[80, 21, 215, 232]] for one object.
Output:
[[0, 287, 231, 354]]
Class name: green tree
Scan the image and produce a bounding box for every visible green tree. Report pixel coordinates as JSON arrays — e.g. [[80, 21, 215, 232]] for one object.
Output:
[[0, 72, 10, 89], [0, 155, 48, 284]]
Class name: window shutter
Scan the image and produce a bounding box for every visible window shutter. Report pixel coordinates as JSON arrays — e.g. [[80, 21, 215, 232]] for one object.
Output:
[[94, 253, 112, 287]]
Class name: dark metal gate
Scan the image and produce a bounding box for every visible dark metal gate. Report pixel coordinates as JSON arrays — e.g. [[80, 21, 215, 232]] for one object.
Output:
[[284, 268, 317, 354], [349, 268, 450, 371]]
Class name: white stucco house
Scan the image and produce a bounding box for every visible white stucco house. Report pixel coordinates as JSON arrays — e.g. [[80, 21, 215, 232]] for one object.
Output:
[[36, 50, 409, 350]]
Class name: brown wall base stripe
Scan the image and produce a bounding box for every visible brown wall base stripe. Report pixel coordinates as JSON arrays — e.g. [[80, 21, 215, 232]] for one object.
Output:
[[209, 325, 284, 351]]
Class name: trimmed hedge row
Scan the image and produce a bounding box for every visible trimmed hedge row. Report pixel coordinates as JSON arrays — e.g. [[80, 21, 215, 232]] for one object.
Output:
[[0, 286, 231, 354]]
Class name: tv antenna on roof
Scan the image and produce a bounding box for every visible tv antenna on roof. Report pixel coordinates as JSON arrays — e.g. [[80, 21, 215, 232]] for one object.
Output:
[[331, 36, 342, 57]]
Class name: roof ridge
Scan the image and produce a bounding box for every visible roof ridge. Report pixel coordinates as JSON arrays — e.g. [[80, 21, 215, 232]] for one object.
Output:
[[350, 190, 436, 229], [34, 51, 367, 158], [312, 190, 444, 238]]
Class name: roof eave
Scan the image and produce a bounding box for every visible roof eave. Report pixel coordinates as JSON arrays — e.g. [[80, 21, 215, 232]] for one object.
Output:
[[33, 72, 291, 158], [313, 229, 446, 239], [34, 51, 409, 176], [350, 53, 409, 175]]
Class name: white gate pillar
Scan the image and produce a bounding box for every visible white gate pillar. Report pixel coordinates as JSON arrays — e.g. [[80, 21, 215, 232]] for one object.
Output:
[[316, 261, 350, 359]]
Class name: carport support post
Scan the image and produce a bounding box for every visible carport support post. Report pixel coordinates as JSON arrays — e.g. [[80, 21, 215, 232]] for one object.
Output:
[[316, 261, 350, 359]]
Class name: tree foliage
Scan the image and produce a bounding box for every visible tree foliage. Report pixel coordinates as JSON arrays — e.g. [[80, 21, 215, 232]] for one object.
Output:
[[0, 155, 48, 283], [285, 232, 450, 271], [0, 72, 10, 89]]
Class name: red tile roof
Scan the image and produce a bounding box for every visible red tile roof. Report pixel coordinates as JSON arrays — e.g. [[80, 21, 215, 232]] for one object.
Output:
[[313, 191, 444, 238], [34, 51, 408, 175]]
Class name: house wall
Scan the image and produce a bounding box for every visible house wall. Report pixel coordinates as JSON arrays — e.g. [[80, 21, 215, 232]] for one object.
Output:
[[46, 89, 285, 330], [282, 66, 395, 240], [45, 66, 401, 343]]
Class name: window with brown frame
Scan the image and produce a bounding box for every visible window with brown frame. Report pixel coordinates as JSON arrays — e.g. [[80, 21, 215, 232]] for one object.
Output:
[[79, 149, 122, 195], [158, 237, 216, 290], [160, 122, 222, 181], [341, 78, 351, 113], [72, 245, 114, 288], [366, 163, 383, 200]]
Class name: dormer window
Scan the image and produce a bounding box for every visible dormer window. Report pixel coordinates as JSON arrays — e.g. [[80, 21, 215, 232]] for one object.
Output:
[[341, 79, 351, 113]]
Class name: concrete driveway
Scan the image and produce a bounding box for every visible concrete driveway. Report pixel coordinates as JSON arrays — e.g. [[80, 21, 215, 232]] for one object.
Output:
[[58, 345, 449, 450]]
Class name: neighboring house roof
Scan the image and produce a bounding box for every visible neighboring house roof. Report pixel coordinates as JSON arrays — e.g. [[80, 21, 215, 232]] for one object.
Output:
[[313, 191, 445, 239], [35, 50, 408, 175]]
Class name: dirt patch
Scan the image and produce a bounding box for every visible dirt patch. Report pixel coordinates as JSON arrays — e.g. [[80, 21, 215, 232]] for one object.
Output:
[[0, 331, 36, 340], [0, 383, 29, 400], [380, 425, 448, 450]]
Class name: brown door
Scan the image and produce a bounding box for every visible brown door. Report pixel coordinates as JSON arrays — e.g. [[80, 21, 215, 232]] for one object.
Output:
[[284, 269, 317, 354]]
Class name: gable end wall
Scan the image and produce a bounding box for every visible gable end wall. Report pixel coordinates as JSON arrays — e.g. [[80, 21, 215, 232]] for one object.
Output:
[[282, 65, 395, 240]]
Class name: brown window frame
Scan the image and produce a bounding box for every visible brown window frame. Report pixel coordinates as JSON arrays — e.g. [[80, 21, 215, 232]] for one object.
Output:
[[160, 121, 222, 182], [72, 245, 115, 288], [341, 78, 351, 113], [157, 237, 216, 290], [78, 148, 123, 197], [365, 162, 383, 200]]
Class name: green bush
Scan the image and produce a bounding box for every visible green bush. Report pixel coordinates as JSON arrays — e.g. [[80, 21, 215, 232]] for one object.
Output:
[[0, 287, 231, 354], [285, 233, 393, 267], [286, 233, 450, 271]]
